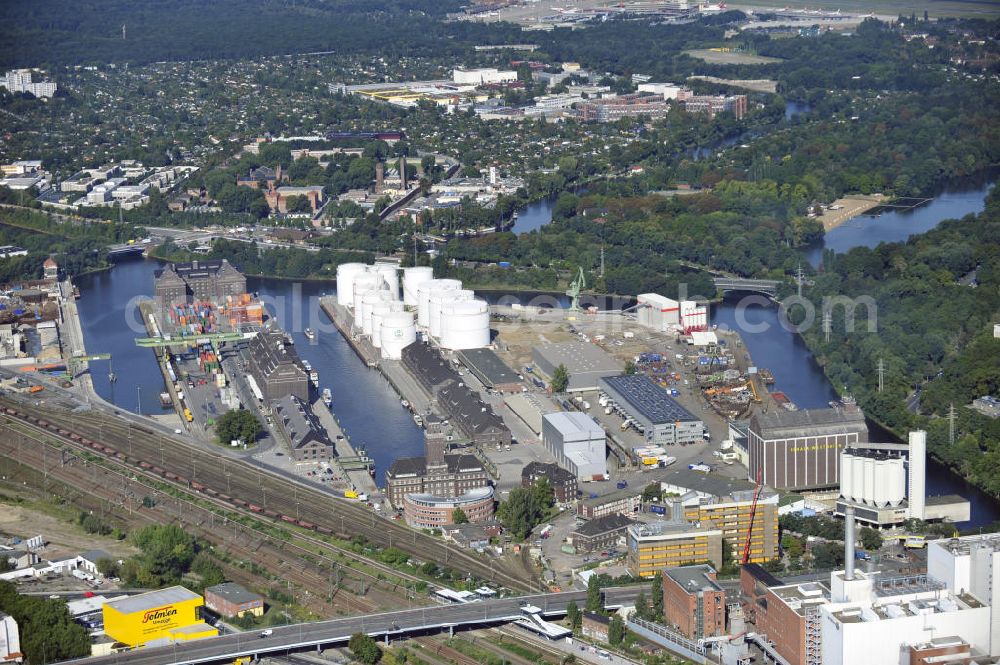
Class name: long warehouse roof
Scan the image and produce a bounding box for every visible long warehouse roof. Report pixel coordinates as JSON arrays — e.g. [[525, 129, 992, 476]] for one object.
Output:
[[600, 374, 698, 424], [104, 586, 201, 615]]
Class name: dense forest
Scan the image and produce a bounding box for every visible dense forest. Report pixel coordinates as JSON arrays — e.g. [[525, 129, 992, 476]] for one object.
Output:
[[795, 188, 1000, 496]]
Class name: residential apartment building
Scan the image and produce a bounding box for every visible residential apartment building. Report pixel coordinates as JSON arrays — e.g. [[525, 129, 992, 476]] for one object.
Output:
[[577, 488, 641, 520], [577, 94, 670, 123], [680, 93, 748, 120]]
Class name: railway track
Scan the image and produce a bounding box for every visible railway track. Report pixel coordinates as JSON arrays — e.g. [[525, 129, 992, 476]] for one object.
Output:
[[0, 397, 538, 591], [0, 419, 411, 615]]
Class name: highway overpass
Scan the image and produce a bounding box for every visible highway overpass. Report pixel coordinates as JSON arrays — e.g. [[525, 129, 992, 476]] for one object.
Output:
[[64, 587, 642, 665]]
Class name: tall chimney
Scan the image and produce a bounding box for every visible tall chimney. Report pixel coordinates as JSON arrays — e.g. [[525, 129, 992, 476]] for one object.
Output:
[[908, 430, 926, 520], [375, 162, 385, 194], [845, 504, 856, 581]]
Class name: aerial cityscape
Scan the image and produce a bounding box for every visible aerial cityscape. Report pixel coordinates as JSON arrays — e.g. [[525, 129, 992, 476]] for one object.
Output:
[[0, 0, 997, 664]]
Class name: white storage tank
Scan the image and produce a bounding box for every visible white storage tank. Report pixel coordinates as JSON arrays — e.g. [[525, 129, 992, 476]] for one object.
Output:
[[362, 291, 392, 336], [403, 266, 434, 307], [418, 279, 461, 328], [440, 299, 490, 350], [352, 274, 383, 324], [430, 288, 473, 339], [371, 301, 405, 348], [373, 264, 400, 301], [336, 263, 369, 307], [380, 311, 417, 360]]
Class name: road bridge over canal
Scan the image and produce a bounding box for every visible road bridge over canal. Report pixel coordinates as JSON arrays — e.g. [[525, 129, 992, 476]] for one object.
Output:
[[713, 277, 782, 297]]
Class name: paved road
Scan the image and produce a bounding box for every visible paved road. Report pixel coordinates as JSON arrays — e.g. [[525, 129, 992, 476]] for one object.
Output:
[[63, 587, 641, 665]]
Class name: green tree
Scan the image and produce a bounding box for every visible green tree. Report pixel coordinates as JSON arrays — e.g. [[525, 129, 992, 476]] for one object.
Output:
[[551, 363, 570, 393], [452, 507, 469, 524], [95, 557, 120, 578], [641, 483, 661, 503], [0, 581, 90, 663], [650, 572, 663, 619], [349, 632, 383, 665], [624, 360, 637, 375], [859, 527, 883, 552], [633, 591, 651, 621], [608, 614, 625, 646], [215, 409, 262, 445], [585, 574, 602, 612], [496, 479, 554, 540], [566, 600, 581, 631]]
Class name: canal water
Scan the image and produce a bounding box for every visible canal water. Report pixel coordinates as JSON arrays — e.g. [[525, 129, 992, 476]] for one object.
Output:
[[76, 171, 999, 522], [805, 177, 996, 266], [75, 258, 424, 482]]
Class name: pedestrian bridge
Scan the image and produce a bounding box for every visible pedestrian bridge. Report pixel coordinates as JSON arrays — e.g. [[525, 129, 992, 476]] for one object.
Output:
[[713, 277, 782, 297], [64, 587, 641, 665]]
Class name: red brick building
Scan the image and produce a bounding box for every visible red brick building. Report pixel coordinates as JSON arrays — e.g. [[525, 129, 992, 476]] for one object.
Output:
[[662, 565, 726, 639]]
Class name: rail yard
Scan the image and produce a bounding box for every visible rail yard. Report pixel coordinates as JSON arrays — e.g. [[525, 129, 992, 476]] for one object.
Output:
[[0, 395, 539, 594]]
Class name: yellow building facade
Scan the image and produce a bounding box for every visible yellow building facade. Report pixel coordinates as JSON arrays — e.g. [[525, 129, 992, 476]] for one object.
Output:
[[684, 493, 780, 564], [627, 523, 723, 577], [103, 586, 217, 647]]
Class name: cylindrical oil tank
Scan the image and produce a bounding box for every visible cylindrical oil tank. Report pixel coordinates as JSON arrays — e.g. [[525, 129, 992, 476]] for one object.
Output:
[[403, 266, 433, 307], [371, 301, 404, 348], [373, 264, 400, 301], [380, 311, 417, 360], [352, 274, 382, 324], [418, 279, 461, 328], [862, 457, 875, 506], [336, 263, 369, 307], [840, 452, 854, 502], [430, 288, 473, 339], [440, 299, 490, 350], [361, 291, 392, 337]]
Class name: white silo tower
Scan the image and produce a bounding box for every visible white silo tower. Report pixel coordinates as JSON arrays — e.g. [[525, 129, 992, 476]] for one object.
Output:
[[840, 450, 855, 502], [908, 430, 927, 519], [373, 264, 400, 301], [380, 311, 417, 359], [403, 266, 434, 307], [336, 263, 369, 307], [440, 299, 491, 350]]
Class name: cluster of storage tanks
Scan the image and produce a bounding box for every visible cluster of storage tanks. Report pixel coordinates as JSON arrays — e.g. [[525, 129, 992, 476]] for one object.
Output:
[[335, 263, 490, 358]]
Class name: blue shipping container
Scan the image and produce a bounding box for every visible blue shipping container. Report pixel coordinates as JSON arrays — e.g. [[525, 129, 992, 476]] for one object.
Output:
[[649, 505, 666, 515]]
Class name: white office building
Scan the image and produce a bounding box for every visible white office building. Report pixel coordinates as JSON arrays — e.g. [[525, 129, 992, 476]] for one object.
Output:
[[928, 534, 1000, 658], [541, 412, 607, 480]]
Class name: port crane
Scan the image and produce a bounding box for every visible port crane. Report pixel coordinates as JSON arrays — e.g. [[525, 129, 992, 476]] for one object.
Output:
[[741, 465, 764, 564], [566, 267, 586, 311]]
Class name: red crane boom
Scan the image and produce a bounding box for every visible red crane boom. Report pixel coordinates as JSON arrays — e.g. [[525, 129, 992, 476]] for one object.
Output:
[[742, 466, 764, 565]]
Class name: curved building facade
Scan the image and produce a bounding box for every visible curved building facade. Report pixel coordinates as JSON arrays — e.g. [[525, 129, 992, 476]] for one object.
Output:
[[402, 486, 495, 529]]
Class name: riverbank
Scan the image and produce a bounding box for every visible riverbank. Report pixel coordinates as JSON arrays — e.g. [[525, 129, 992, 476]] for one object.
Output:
[[818, 194, 885, 231]]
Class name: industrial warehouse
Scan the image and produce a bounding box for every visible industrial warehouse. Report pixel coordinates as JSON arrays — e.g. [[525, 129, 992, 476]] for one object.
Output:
[[600, 374, 704, 445], [102, 587, 216, 648]]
